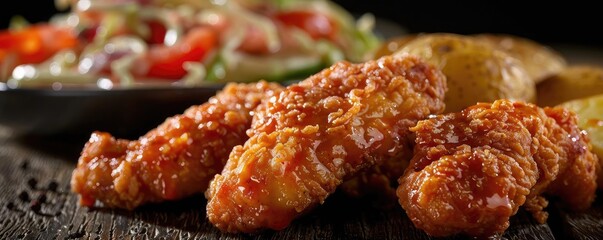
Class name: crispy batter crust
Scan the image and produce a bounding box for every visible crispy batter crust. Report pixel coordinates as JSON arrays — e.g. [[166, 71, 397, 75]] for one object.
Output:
[[71, 81, 282, 209], [206, 55, 447, 233], [397, 99, 598, 238]]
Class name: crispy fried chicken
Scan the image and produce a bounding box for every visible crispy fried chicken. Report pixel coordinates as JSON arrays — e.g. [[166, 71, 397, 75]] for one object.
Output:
[[397, 99, 598, 238], [205, 54, 447, 233], [71, 81, 283, 209]]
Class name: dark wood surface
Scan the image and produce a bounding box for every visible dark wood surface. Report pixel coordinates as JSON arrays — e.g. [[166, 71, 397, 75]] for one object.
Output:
[[0, 127, 602, 240]]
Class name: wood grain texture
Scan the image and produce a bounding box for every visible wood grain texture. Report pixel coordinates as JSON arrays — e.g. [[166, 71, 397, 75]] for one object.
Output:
[[0, 127, 595, 240], [549, 199, 603, 240]]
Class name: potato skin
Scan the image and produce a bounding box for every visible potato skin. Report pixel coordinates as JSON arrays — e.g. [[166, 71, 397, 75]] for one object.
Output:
[[475, 34, 567, 83], [537, 65, 603, 107], [558, 94, 603, 188], [373, 34, 420, 58], [394, 33, 535, 113]]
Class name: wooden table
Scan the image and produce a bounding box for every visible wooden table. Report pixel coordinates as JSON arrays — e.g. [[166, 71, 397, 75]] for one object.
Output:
[[1, 126, 602, 240]]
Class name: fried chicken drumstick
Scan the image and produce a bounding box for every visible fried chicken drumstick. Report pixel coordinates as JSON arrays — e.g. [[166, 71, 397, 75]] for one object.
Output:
[[71, 81, 283, 209], [206, 55, 447, 233], [397, 99, 599, 238]]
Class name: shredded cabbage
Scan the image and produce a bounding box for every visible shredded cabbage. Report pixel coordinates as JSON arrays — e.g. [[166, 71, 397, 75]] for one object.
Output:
[[2, 0, 382, 89]]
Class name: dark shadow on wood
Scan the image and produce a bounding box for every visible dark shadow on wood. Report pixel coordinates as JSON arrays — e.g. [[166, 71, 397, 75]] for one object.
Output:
[[89, 194, 211, 232], [72, 187, 571, 240], [11, 134, 85, 161], [548, 190, 603, 240]]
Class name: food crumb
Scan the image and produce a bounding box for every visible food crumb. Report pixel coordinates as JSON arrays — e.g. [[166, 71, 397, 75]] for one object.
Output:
[[29, 200, 41, 213], [18, 191, 30, 202], [27, 178, 38, 189], [47, 181, 59, 192], [36, 194, 47, 204]]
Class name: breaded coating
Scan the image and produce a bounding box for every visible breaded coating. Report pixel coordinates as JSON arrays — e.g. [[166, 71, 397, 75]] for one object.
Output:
[[206, 55, 447, 233], [338, 141, 413, 204], [71, 81, 283, 209], [397, 99, 598, 238]]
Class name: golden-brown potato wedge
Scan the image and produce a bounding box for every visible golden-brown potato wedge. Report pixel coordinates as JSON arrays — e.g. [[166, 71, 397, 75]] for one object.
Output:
[[474, 34, 567, 83], [558, 94, 603, 187], [537, 65, 603, 107], [394, 33, 535, 112]]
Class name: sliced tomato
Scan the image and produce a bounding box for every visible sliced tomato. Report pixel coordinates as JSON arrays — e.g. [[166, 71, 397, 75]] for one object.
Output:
[[0, 24, 78, 65], [237, 25, 271, 54], [79, 20, 167, 45], [275, 10, 337, 40], [140, 27, 217, 80], [79, 26, 100, 43], [146, 20, 167, 45]]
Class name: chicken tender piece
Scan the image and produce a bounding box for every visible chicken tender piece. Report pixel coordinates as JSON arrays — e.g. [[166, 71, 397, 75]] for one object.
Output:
[[338, 141, 413, 204], [397, 99, 598, 238], [206, 55, 447, 233], [71, 81, 283, 209]]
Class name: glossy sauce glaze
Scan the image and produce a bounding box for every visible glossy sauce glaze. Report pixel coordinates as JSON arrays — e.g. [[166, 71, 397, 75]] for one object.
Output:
[[397, 99, 598, 238], [71, 81, 283, 209], [206, 54, 447, 233]]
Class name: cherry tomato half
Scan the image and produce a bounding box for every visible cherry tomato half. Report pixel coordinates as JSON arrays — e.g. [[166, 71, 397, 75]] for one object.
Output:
[[275, 11, 337, 41], [0, 24, 78, 65], [139, 27, 217, 80]]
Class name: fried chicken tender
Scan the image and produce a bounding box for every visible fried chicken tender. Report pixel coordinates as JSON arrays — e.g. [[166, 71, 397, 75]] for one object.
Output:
[[338, 142, 413, 204], [71, 81, 283, 209], [206, 55, 447, 233], [397, 99, 598, 238]]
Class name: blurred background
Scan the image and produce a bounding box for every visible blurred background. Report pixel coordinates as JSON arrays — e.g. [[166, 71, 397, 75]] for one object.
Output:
[[2, 0, 602, 48], [1, 0, 602, 139], [332, 1, 603, 48]]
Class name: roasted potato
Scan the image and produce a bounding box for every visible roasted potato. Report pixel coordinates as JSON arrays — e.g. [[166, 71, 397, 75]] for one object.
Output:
[[474, 34, 567, 83], [373, 34, 420, 58], [537, 65, 603, 107], [558, 94, 603, 186], [394, 33, 535, 112]]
